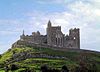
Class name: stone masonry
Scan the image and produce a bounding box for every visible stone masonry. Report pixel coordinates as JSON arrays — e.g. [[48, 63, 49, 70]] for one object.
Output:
[[12, 20, 80, 49]]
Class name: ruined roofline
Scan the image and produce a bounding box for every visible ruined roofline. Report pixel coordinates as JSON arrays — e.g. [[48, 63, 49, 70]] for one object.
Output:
[[18, 20, 80, 49], [21, 20, 80, 36], [69, 28, 80, 30]]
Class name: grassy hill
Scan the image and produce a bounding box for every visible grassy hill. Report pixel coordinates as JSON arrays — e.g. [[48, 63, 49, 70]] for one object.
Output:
[[0, 47, 100, 72]]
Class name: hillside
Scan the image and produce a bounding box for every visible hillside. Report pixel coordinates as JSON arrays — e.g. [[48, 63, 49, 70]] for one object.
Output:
[[0, 47, 100, 72]]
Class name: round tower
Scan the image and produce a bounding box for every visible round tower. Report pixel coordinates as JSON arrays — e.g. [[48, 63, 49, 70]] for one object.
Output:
[[20, 30, 25, 41], [47, 20, 52, 45], [48, 20, 52, 27]]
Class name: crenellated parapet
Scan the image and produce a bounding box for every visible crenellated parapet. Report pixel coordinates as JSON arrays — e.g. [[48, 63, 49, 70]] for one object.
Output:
[[12, 20, 80, 49]]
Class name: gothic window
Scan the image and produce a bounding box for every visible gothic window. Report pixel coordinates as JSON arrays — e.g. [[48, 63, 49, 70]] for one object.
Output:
[[60, 38, 62, 45], [68, 44, 72, 47], [66, 38, 69, 40], [56, 38, 57, 45], [58, 38, 60, 44], [74, 37, 76, 40], [44, 41, 47, 44]]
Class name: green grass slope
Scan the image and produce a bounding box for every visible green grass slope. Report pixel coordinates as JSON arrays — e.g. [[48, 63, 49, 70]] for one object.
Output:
[[0, 47, 100, 72]]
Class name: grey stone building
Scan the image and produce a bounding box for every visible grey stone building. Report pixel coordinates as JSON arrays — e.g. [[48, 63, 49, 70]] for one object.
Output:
[[12, 20, 80, 49]]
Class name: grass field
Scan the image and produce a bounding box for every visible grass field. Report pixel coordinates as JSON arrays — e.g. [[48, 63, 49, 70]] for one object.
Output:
[[0, 47, 100, 72]]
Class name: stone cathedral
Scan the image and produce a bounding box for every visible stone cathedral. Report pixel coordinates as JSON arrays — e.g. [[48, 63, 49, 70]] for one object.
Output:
[[12, 20, 80, 49]]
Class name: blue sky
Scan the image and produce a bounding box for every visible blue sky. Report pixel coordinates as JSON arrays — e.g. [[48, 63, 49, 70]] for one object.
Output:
[[0, 0, 100, 54]]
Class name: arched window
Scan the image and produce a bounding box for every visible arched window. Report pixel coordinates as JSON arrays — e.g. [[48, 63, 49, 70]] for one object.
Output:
[[56, 38, 57, 45], [68, 44, 72, 47], [74, 37, 76, 40]]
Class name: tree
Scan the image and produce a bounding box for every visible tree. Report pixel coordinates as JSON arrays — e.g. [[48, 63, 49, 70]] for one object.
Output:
[[4, 65, 9, 72], [10, 64, 19, 71], [0, 54, 1, 58], [41, 65, 48, 72], [61, 65, 69, 72], [75, 61, 88, 72]]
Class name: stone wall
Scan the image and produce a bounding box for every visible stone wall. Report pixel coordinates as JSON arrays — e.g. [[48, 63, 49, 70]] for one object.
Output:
[[13, 20, 80, 50], [12, 40, 80, 52]]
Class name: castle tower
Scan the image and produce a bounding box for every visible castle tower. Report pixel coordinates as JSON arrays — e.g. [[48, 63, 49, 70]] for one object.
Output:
[[22, 30, 25, 36], [47, 20, 64, 47], [20, 30, 25, 41], [48, 20, 52, 27], [69, 28, 80, 49], [47, 20, 52, 45]]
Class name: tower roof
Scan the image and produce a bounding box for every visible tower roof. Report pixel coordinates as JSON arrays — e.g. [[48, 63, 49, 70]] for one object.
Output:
[[22, 30, 25, 36], [48, 20, 52, 27]]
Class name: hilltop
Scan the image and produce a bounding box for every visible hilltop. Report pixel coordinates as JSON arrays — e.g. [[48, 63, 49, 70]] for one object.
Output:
[[0, 46, 100, 72], [12, 21, 80, 50]]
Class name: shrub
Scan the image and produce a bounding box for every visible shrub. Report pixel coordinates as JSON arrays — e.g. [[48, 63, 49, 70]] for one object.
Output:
[[10, 64, 19, 71], [61, 65, 69, 72]]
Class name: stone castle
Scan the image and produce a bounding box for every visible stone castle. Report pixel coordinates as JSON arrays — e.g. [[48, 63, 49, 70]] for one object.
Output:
[[12, 20, 80, 49]]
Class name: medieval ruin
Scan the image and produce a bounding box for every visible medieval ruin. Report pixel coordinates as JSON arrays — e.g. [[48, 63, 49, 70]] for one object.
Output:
[[12, 20, 80, 49]]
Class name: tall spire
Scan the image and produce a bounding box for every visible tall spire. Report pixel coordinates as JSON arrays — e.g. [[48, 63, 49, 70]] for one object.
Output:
[[22, 30, 25, 36], [48, 20, 52, 27]]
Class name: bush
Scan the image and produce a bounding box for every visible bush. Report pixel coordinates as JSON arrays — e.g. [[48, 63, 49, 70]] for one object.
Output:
[[0, 54, 1, 58], [41, 65, 48, 72], [61, 65, 69, 72], [4, 65, 9, 72], [10, 64, 19, 71]]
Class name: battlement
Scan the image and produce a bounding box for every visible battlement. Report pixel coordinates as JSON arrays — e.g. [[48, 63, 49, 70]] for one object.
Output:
[[12, 20, 80, 49]]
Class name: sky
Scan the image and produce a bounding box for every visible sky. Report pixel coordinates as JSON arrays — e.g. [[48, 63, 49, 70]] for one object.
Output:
[[0, 0, 100, 54]]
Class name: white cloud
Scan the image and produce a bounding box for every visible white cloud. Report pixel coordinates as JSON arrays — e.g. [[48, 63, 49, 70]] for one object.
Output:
[[37, 0, 67, 4], [32, 0, 100, 51], [23, 9, 100, 52], [66, 0, 100, 51], [69, 1, 100, 17], [0, 0, 100, 54], [0, 19, 20, 25], [0, 31, 16, 35], [0, 43, 12, 54]]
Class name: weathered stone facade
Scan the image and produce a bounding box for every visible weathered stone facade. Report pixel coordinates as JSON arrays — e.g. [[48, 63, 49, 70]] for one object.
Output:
[[12, 20, 80, 49]]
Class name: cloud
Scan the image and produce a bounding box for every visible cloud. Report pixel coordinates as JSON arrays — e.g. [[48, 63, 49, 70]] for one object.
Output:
[[0, 19, 18, 24], [69, 1, 100, 16], [14, 0, 100, 52], [66, 0, 100, 51], [0, 31, 16, 35], [0, 42, 11, 54], [30, 0, 100, 51], [37, 0, 66, 4], [36, 0, 77, 5], [0, 0, 100, 54]]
